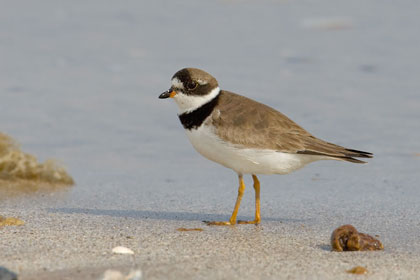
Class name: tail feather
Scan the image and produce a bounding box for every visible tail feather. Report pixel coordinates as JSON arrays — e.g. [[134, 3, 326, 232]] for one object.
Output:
[[294, 135, 373, 164], [344, 148, 373, 158], [297, 147, 373, 164], [338, 156, 369, 164]]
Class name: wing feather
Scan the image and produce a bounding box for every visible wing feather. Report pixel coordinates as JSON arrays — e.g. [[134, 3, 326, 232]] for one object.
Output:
[[210, 91, 372, 163]]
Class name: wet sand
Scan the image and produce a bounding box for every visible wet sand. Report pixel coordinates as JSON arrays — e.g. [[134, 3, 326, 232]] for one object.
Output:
[[1, 0, 420, 279]]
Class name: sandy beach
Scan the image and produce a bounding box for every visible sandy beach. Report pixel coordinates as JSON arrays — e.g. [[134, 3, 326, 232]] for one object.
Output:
[[1, 0, 420, 279]]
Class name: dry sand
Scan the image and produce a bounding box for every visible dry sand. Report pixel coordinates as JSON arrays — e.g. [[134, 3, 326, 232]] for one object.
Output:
[[1, 204, 420, 280]]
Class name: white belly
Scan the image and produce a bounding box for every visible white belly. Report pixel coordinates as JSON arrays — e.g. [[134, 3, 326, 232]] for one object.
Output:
[[185, 124, 323, 175]]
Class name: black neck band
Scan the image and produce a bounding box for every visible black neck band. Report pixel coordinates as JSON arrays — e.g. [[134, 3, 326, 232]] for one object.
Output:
[[178, 94, 220, 130]]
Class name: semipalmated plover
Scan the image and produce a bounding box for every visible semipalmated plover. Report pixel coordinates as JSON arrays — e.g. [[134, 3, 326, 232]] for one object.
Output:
[[159, 68, 372, 226]]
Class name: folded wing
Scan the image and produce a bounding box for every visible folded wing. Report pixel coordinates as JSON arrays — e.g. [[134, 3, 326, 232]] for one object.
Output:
[[212, 91, 373, 163]]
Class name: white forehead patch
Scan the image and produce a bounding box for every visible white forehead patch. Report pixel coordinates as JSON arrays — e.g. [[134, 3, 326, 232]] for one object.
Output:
[[171, 77, 184, 89]]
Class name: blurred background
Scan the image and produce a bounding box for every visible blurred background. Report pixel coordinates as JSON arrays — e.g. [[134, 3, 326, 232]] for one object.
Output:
[[0, 0, 419, 238]]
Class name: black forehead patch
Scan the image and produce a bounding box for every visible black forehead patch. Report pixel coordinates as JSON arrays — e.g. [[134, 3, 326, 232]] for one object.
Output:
[[172, 68, 191, 84]]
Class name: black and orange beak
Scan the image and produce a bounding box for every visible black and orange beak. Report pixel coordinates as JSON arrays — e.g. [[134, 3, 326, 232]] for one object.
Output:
[[159, 89, 176, 99]]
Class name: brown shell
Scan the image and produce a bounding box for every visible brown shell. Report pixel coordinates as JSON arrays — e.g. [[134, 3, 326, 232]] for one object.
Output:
[[331, 224, 384, 251]]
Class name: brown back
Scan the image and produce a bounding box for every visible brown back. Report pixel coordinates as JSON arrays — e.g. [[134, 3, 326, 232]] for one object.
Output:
[[210, 91, 372, 163]]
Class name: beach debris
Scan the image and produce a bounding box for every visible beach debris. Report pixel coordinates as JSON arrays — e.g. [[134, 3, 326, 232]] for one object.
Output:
[[347, 266, 368, 274], [112, 246, 134, 255], [176, 227, 203, 232], [0, 215, 24, 227], [331, 224, 384, 251], [101, 269, 142, 280], [0, 132, 74, 185], [102, 270, 124, 280], [0, 266, 18, 280], [126, 270, 142, 280]]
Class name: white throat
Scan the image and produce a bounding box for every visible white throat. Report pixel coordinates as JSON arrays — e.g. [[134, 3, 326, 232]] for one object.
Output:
[[173, 86, 220, 114]]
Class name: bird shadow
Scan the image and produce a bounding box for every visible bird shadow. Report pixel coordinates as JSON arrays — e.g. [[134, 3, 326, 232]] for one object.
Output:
[[317, 244, 333, 251], [46, 207, 307, 223]]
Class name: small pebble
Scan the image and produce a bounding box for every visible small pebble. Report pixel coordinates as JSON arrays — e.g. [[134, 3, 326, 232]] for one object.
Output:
[[102, 270, 124, 280], [126, 270, 142, 280], [112, 246, 134, 255], [101, 269, 142, 280]]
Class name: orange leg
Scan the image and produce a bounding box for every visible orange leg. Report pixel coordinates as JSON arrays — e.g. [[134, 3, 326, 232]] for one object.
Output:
[[204, 174, 245, 226], [238, 174, 261, 225]]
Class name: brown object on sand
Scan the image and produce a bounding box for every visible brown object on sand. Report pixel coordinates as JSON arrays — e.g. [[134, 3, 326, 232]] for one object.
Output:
[[0, 132, 74, 184], [0, 215, 24, 227], [347, 266, 368, 274], [331, 224, 384, 251], [177, 228, 204, 232]]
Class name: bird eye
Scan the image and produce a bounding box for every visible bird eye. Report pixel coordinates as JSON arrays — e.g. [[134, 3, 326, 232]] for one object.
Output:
[[187, 81, 197, 90]]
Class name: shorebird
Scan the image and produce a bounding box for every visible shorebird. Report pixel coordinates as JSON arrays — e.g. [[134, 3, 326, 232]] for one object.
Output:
[[159, 68, 372, 225]]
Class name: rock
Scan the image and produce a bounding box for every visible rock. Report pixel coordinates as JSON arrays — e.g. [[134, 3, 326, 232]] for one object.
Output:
[[111, 246, 134, 255], [0, 267, 17, 280]]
